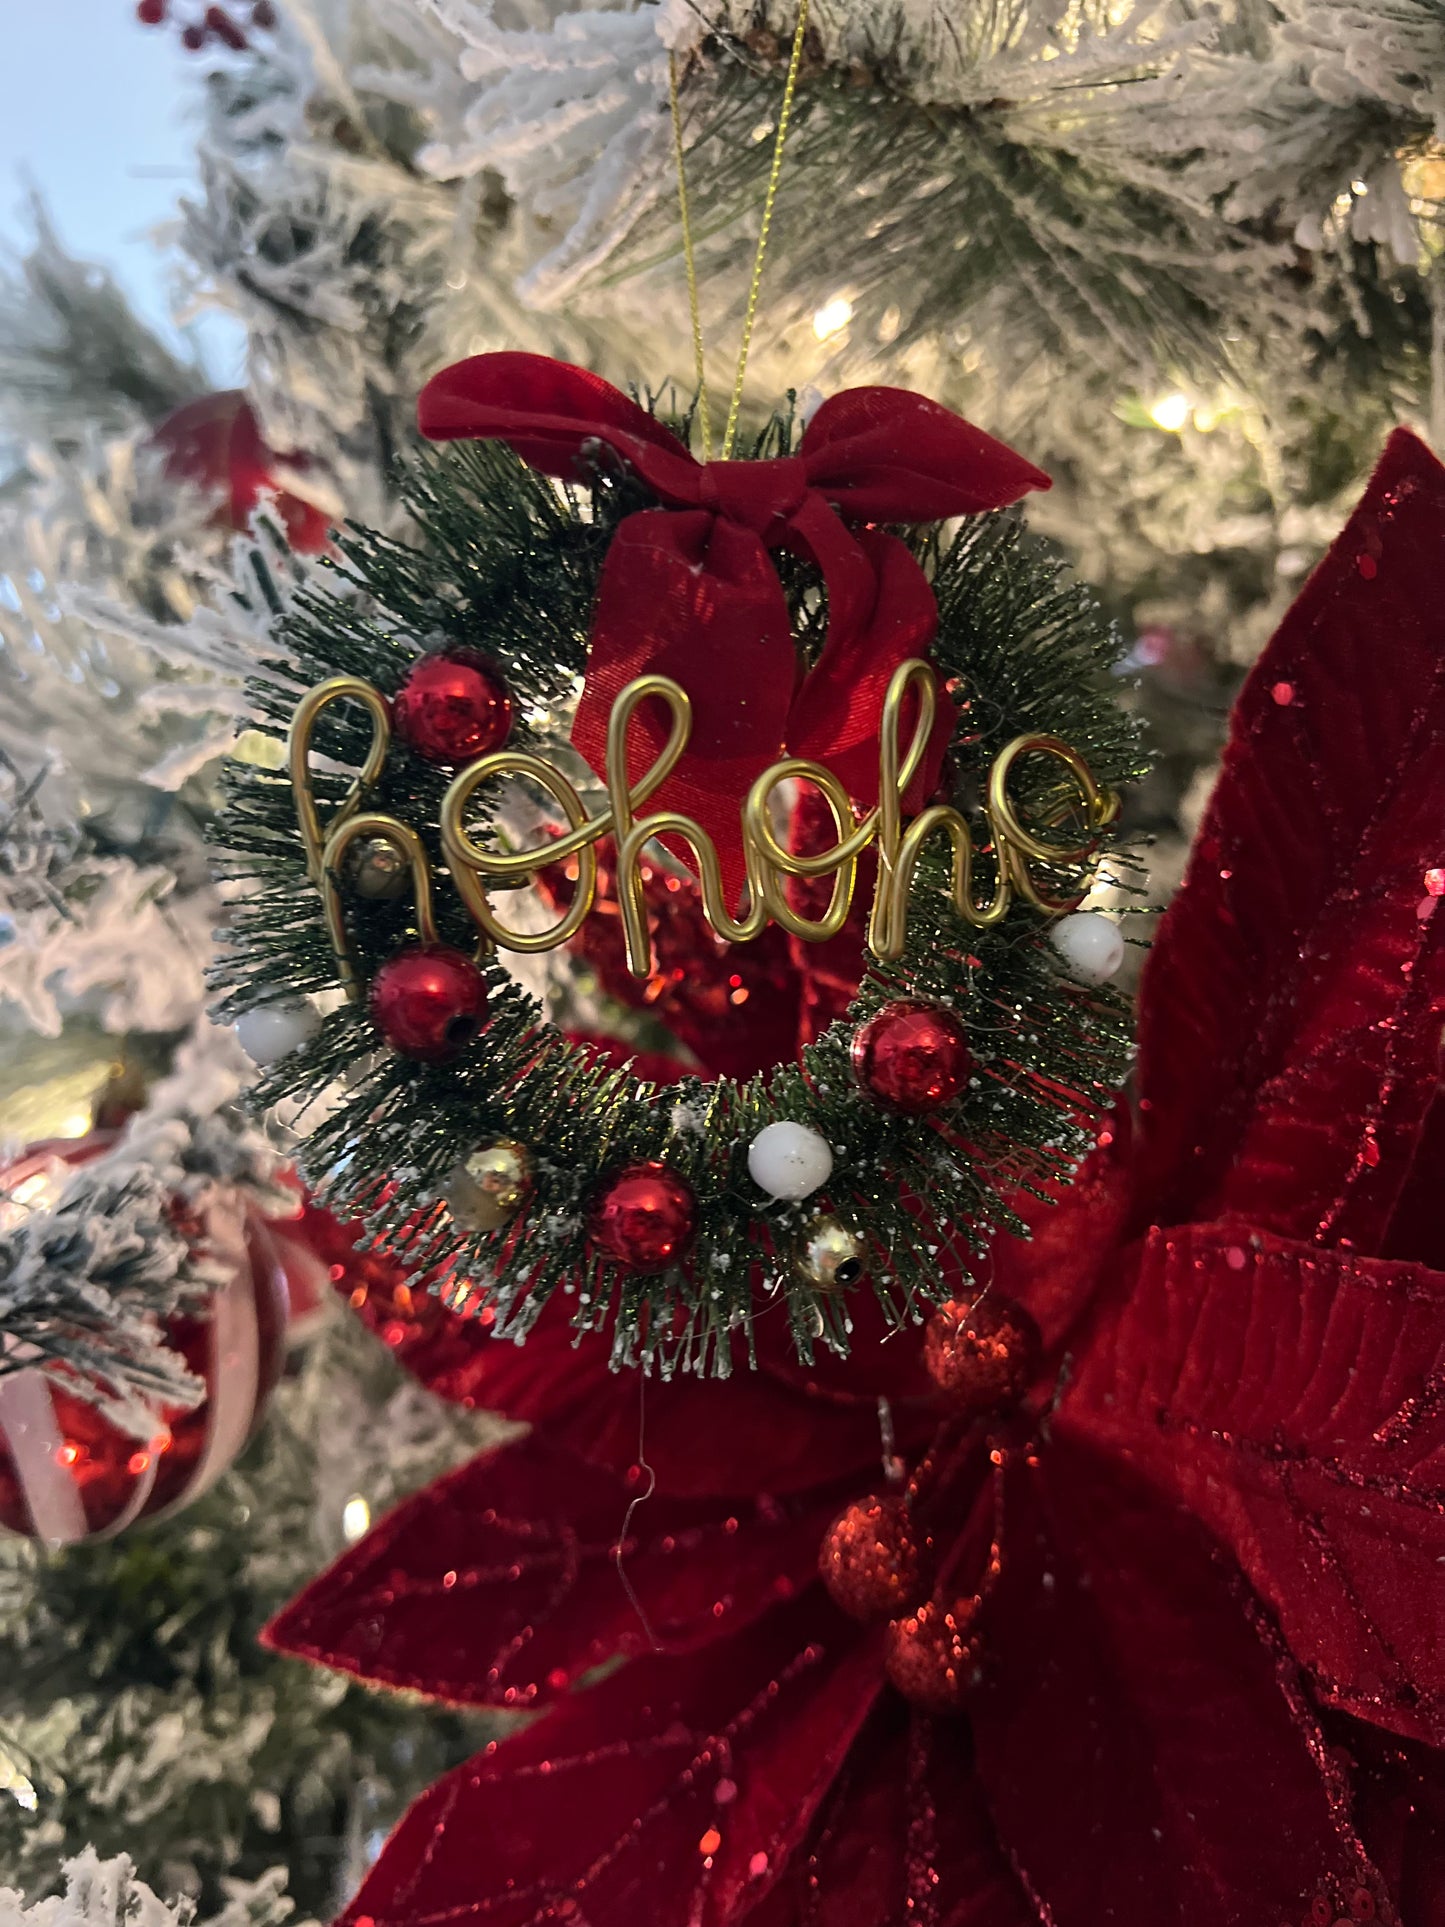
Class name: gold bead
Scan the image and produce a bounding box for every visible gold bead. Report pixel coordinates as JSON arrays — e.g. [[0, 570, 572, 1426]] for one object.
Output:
[[793, 1214, 865, 1292], [344, 834, 410, 901], [445, 1138, 534, 1232]]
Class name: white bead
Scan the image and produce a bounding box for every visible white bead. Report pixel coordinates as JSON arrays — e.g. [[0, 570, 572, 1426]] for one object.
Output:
[[747, 1120, 833, 1200], [1050, 912, 1126, 984], [235, 999, 321, 1065]]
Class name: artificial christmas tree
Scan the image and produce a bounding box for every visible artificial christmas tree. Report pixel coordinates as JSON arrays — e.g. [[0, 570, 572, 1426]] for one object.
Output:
[[6, 2, 1445, 1921]]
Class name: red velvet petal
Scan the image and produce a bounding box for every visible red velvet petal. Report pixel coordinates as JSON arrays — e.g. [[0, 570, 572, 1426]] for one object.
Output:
[[263, 1433, 837, 1709], [1063, 1223, 1445, 1746], [345, 1255, 938, 1502], [567, 1032, 692, 1085], [338, 1596, 881, 1927], [984, 1113, 1133, 1352], [744, 1698, 1035, 1927], [536, 858, 808, 1083], [1134, 428, 1445, 1252], [1381, 1084, 1445, 1269], [1330, 1708, 1445, 1927], [969, 1442, 1385, 1925]]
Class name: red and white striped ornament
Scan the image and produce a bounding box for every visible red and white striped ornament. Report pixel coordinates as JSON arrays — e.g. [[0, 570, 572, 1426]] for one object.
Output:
[[0, 1135, 302, 1544]]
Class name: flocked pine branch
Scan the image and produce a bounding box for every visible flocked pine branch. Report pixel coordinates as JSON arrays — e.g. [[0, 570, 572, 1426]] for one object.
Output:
[[0, 1026, 286, 1430], [0, 1850, 293, 1927], [0, 756, 212, 1040], [0, 202, 201, 445], [174, 0, 631, 525]]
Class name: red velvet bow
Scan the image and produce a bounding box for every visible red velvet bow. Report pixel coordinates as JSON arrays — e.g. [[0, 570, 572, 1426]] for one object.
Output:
[[417, 353, 1049, 902]]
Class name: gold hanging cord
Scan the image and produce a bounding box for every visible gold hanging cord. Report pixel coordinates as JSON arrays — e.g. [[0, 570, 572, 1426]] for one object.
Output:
[[666, 0, 813, 462]]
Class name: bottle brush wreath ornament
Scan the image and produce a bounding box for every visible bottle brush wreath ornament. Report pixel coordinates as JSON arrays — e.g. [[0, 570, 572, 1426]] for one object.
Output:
[[213, 0, 1139, 1374], [211, 354, 1143, 1371]]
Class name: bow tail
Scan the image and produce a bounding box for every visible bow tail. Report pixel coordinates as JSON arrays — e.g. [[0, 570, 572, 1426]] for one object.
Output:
[[571, 510, 799, 910], [785, 512, 950, 815]]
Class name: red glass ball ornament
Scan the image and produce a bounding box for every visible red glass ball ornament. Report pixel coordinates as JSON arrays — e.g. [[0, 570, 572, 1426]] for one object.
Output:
[[923, 1294, 1041, 1412], [369, 945, 488, 1062], [819, 1493, 931, 1623], [883, 1598, 982, 1714], [392, 648, 513, 767], [587, 1162, 697, 1272], [851, 1000, 972, 1113]]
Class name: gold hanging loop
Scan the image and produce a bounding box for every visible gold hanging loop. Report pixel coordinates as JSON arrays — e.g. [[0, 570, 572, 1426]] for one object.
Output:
[[288, 676, 393, 887]]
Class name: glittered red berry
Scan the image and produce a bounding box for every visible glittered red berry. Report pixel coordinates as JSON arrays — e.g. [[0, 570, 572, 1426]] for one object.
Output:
[[392, 647, 513, 767], [587, 1162, 696, 1272], [819, 1493, 930, 1623], [923, 1294, 1040, 1411], [883, 1598, 981, 1714], [369, 945, 487, 1062], [851, 1000, 971, 1113], [205, 4, 248, 46]]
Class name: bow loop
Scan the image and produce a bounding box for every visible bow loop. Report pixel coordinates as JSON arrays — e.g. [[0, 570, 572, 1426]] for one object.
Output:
[[417, 353, 1049, 906]]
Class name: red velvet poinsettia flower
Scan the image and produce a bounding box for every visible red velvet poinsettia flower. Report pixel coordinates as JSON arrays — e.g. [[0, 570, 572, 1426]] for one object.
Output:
[[267, 429, 1445, 1927]]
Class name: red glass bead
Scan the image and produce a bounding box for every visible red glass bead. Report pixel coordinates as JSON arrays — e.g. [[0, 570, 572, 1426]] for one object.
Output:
[[393, 647, 513, 767], [923, 1294, 1040, 1411], [851, 1000, 971, 1113], [369, 945, 487, 1062], [819, 1493, 931, 1623], [136, 0, 167, 21], [587, 1162, 696, 1272], [883, 1598, 981, 1714]]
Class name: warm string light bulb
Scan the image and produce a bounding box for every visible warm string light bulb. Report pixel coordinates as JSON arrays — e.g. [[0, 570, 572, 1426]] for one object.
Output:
[[812, 295, 854, 341], [1148, 392, 1190, 432], [341, 1494, 372, 1542]]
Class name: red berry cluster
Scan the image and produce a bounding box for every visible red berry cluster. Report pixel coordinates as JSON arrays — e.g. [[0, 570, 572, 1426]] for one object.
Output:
[[135, 0, 275, 51], [818, 1295, 1042, 1713]]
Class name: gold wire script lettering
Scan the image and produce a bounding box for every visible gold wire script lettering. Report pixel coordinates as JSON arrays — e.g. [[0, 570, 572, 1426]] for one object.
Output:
[[287, 659, 1117, 989]]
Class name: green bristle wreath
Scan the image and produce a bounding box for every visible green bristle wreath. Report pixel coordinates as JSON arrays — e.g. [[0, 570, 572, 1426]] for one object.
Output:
[[212, 401, 1146, 1376]]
